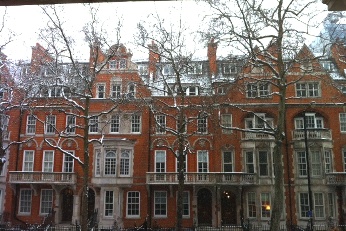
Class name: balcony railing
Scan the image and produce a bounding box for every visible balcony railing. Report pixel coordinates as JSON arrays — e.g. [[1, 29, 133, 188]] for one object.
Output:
[[242, 132, 274, 140], [146, 172, 256, 185], [292, 129, 332, 140], [9, 171, 76, 184], [326, 172, 346, 185]]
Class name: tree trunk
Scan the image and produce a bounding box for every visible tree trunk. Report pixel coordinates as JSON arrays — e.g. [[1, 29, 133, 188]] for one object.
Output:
[[270, 81, 286, 231], [81, 96, 90, 231]]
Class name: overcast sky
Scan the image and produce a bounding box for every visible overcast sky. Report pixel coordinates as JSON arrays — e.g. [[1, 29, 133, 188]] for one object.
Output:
[[0, 1, 329, 63], [0, 2, 211, 62]]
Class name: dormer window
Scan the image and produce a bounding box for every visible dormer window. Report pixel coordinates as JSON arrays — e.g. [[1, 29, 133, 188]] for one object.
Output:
[[119, 59, 127, 69], [109, 60, 116, 69], [223, 63, 237, 74], [185, 86, 199, 96], [189, 63, 203, 74]]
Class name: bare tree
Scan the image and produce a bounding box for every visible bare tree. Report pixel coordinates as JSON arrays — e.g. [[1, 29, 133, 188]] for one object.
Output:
[[22, 5, 124, 230], [204, 1, 328, 230], [137, 12, 215, 231]]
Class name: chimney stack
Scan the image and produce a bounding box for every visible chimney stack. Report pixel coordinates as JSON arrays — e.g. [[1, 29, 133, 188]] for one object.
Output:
[[148, 41, 160, 81], [207, 38, 218, 78]]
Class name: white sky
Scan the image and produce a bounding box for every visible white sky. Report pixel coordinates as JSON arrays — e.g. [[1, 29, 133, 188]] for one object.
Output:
[[0, 1, 329, 63], [0, 1, 210, 62]]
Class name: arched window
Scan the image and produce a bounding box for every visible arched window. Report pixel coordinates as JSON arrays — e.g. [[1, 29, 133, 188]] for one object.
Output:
[[105, 151, 116, 175]]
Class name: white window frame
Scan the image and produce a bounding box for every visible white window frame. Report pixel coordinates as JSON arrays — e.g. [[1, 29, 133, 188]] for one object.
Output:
[[45, 115, 56, 135], [97, 83, 106, 99], [156, 115, 166, 134], [26, 115, 36, 135], [66, 115, 76, 134], [223, 151, 233, 172], [154, 191, 167, 217], [299, 192, 310, 218], [246, 83, 270, 98], [261, 192, 271, 219], [247, 192, 256, 218], [23, 150, 34, 171], [221, 114, 232, 134], [110, 115, 120, 133], [258, 150, 269, 177], [197, 150, 209, 173], [126, 191, 140, 218], [197, 113, 208, 134], [95, 149, 101, 176], [324, 149, 332, 173], [185, 86, 199, 96], [314, 192, 325, 219], [111, 83, 121, 98], [104, 190, 114, 217], [181, 191, 190, 217], [297, 151, 307, 177], [19, 189, 32, 214], [104, 150, 117, 176], [131, 114, 141, 133], [63, 151, 74, 173], [128, 83, 135, 98], [328, 193, 335, 218], [245, 150, 255, 173], [340, 113, 346, 133], [155, 151, 166, 173], [120, 149, 131, 176], [245, 113, 273, 129], [311, 150, 321, 176], [119, 59, 127, 69], [40, 189, 53, 215], [89, 116, 99, 133], [109, 60, 116, 69], [43, 151, 54, 172], [296, 82, 320, 98]]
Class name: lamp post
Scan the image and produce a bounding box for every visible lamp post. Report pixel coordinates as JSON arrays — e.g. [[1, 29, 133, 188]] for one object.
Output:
[[303, 112, 313, 231]]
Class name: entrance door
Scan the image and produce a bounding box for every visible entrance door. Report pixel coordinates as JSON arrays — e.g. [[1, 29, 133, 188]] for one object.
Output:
[[61, 188, 74, 222], [197, 188, 212, 226], [221, 191, 237, 225]]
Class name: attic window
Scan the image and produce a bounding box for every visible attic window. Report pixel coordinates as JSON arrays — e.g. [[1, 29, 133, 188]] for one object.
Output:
[[109, 60, 116, 69], [223, 63, 237, 74], [342, 86, 346, 94], [119, 59, 127, 69]]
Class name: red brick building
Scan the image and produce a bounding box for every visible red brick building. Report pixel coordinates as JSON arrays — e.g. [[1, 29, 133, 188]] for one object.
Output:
[[2, 39, 346, 229]]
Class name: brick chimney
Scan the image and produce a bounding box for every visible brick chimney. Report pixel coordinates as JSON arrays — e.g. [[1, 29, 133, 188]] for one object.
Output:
[[148, 41, 160, 81], [207, 38, 218, 78], [30, 43, 53, 75]]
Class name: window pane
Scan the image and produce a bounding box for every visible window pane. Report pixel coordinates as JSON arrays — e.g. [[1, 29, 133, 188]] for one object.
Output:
[[154, 191, 167, 216], [247, 192, 256, 218], [105, 151, 117, 175], [105, 191, 114, 217], [19, 189, 32, 213], [40, 189, 53, 214], [223, 151, 233, 172], [127, 191, 140, 217]]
